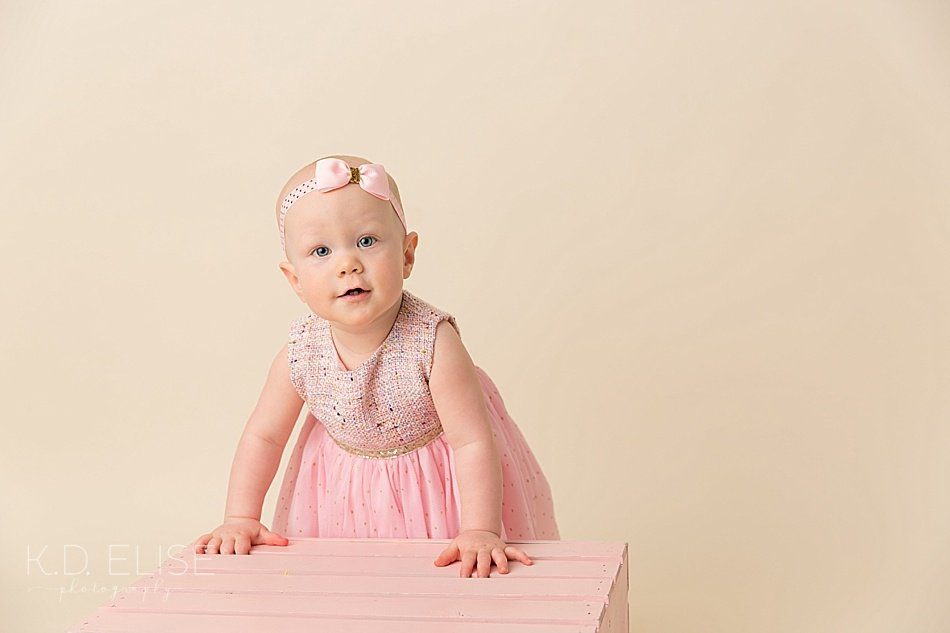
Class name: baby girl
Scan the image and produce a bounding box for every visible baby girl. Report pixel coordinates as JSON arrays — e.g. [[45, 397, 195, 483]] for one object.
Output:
[[193, 155, 559, 578]]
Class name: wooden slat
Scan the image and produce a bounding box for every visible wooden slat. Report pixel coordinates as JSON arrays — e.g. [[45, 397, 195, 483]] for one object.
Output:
[[70, 610, 598, 632], [137, 571, 615, 600], [215, 538, 624, 558], [109, 590, 602, 621], [170, 553, 613, 578]]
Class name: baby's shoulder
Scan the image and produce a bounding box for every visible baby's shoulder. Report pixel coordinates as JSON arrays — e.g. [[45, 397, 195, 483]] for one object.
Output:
[[287, 311, 324, 347], [401, 292, 463, 382], [433, 318, 463, 355], [285, 313, 322, 394], [402, 290, 460, 338]]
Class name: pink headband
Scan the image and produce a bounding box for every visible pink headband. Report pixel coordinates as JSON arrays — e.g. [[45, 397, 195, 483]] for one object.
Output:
[[278, 157, 406, 250]]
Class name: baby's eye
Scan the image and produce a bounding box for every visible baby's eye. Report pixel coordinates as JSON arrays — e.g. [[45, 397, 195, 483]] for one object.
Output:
[[311, 237, 374, 257]]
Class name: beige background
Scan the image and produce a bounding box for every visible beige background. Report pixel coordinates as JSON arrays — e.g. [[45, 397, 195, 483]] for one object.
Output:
[[2, 1, 949, 631]]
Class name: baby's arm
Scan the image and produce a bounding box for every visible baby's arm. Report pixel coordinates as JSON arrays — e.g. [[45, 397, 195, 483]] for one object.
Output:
[[222, 342, 303, 520], [194, 342, 303, 554], [429, 321, 533, 577], [428, 321, 503, 535]]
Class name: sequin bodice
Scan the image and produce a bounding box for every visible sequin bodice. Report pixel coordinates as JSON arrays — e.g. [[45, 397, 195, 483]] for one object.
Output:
[[286, 290, 459, 459]]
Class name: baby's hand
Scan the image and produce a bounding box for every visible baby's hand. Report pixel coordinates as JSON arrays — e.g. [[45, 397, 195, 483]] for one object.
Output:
[[433, 529, 533, 578], [193, 516, 289, 555]]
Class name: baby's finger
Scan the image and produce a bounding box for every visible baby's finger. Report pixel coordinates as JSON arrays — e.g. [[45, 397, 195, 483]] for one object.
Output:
[[434, 542, 459, 567], [491, 548, 510, 574], [504, 546, 533, 565], [260, 528, 289, 546], [476, 547, 492, 578], [220, 537, 235, 555], [193, 534, 212, 553], [460, 550, 477, 578], [206, 537, 221, 555], [234, 534, 252, 555]]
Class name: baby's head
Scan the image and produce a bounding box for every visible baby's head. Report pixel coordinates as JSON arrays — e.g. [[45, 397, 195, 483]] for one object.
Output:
[[276, 155, 419, 327]]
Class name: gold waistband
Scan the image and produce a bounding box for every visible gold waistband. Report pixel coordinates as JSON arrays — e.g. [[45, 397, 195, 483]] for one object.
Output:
[[327, 424, 445, 459]]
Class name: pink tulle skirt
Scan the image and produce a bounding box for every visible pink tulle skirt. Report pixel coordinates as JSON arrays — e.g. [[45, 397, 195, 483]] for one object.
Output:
[[271, 366, 560, 541]]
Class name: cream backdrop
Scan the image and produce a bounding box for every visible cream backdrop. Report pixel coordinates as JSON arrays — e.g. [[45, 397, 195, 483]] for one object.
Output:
[[2, 1, 949, 632]]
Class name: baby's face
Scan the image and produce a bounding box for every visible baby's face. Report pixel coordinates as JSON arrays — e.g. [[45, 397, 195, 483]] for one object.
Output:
[[279, 182, 417, 329]]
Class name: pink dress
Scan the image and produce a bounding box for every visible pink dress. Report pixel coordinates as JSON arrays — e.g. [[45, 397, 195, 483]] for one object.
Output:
[[271, 289, 560, 541]]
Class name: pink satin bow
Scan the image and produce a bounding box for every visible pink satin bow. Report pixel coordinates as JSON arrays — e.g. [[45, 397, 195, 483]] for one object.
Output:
[[278, 157, 407, 250], [313, 157, 406, 232], [315, 158, 389, 199]]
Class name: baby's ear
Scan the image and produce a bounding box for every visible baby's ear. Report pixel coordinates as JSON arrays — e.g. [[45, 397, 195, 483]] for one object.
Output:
[[278, 261, 304, 300], [403, 231, 419, 278]]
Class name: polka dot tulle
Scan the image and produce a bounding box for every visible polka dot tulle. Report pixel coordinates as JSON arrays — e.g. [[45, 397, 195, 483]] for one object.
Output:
[[271, 290, 560, 540]]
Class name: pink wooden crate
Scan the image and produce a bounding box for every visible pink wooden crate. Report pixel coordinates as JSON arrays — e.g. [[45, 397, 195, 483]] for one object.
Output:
[[67, 537, 628, 632]]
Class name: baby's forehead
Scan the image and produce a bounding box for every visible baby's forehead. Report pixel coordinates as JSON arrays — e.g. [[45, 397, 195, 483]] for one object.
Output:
[[285, 187, 396, 239]]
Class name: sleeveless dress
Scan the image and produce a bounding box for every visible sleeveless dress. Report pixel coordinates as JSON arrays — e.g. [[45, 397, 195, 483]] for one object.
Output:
[[271, 289, 560, 541]]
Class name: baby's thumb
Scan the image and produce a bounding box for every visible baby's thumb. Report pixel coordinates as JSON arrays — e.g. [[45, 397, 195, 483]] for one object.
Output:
[[259, 527, 290, 546], [433, 544, 458, 566]]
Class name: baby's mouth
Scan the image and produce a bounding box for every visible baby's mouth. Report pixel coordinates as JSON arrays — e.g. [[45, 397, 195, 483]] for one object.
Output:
[[339, 288, 369, 298]]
